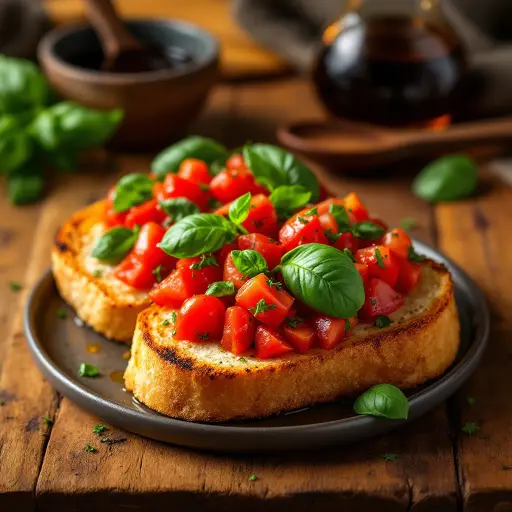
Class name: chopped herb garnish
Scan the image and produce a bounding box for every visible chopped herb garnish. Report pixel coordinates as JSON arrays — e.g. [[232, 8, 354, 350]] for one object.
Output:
[[208, 197, 221, 210], [462, 421, 479, 435], [170, 311, 177, 324], [344, 320, 351, 333], [152, 264, 166, 283], [56, 309, 67, 319], [382, 453, 397, 462], [161, 319, 170, 327], [196, 332, 210, 341], [9, 282, 22, 291], [375, 248, 386, 269], [285, 316, 304, 328], [206, 281, 236, 297], [79, 363, 99, 378], [248, 299, 277, 317], [42, 416, 53, 427], [248, 474, 258, 482], [297, 216, 308, 224], [325, 230, 341, 243], [328, 204, 350, 231], [400, 218, 417, 232], [84, 444, 97, 453], [408, 245, 426, 263], [93, 424, 106, 435], [92, 269, 103, 278], [190, 253, 218, 270], [239, 357, 248, 363], [266, 278, 283, 291], [370, 298, 377, 306], [375, 315, 392, 328], [466, 396, 476, 406], [343, 248, 356, 262], [305, 207, 318, 216]]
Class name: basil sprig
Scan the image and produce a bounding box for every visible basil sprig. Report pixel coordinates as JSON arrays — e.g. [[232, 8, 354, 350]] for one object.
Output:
[[280, 243, 364, 318], [113, 173, 153, 213], [159, 197, 199, 223], [351, 221, 385, 240], [151, 136, 228, 179], [92, 226, 140, 261], [159, 213, 237, 258], [229, 192, 251, 226], [243, 143, 320, 201], [269, 185, 311, 218], [206, 281, 236, 297], [353, 384, 409, 419], [232, 250, 268, 278]]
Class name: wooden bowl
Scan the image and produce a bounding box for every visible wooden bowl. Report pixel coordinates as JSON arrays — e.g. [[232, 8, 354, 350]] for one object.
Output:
[[38, 19, 220, 151]]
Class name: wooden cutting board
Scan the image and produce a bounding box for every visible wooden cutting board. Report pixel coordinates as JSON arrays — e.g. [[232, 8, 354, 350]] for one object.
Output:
[[44, 0, 290, 79]]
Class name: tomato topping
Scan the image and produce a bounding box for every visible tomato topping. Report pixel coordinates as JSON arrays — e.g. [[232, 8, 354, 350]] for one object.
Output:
[[332, 232, 359, 252], [240, 194, 278, 237], [237, 233, 283, 269], [174, 295, 226, 342], [152, 181, 165, 202], [226, 153, 246, 170], [355, 262, 370, 287], [177, 158, 211, 185], [223, 252, 248, 289], [161, 174, 209, 211], [236, 273, 294, 328], [176, 254, 222, 290], [149, 268, 190, 308], [316, 197, 345, 215], [395, 257, 422, 294], [216, 242, 237, 266], [125, 199, 167, 229], [355, 245, 399, 287], [105, 186, 128, 227], [113, 254, 156, 290], [279, 214, 328, 253], [283, 320, 316, 354], [360, 278, 403, 320], [221, 306, 256, 355], [313, 315, 356, 349], [318, 213, 338, 234], [210, 168, 266, 204], [344, 192, 369, 223], [382, 228, 412, 259], [254, 325, 293, 359]]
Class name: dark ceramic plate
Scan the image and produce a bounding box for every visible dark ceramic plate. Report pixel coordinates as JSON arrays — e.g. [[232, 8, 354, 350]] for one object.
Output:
[[25, 241, 489, 453]]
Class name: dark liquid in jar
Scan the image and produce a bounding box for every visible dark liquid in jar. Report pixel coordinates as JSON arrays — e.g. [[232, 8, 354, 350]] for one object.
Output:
[[313, 16, 466, 128]]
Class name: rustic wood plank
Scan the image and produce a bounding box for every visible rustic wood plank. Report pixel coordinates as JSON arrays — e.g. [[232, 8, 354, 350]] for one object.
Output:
[[35, 78, 457, 511], [436, 170, 512, 512]]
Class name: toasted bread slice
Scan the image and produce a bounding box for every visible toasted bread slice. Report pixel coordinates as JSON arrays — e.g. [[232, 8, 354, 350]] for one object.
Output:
[[124, 260, 460, 422], [52, 201, 150, 342]]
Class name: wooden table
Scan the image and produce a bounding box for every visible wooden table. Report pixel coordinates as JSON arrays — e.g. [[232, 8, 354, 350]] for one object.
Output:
[[1, 78, 512, 511]]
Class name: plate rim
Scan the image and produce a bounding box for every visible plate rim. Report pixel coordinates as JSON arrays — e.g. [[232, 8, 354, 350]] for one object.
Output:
[[24, 240, 490, 451]]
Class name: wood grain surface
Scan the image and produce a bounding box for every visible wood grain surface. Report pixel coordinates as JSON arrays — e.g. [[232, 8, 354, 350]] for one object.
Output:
[[0, 78, 511, 511]]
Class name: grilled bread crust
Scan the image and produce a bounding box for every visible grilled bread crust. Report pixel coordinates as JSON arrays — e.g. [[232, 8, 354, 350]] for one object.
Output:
[[52, 201, 151, 342], [124, 260, 460, 422]]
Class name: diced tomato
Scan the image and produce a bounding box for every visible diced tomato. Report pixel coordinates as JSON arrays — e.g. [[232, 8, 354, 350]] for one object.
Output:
[[318, 213, 338, 234], [209, 168, 259, 204], [152, 181, 165, 202], [113, 254, 156, 289], [174, 295, 225, 342], [223, 252, 248, 289], [383, 228, 412, 259], [221, 306, 256, 355], [316, 197, 345, 215], [236, 273, 294, 328], [177, 158, 211, 185], [216, 242, 237, 266], [283, 320, 316, 354], [176, 255, 222, 292], [344, 192, 369, 223], [214, 202, 231, 216], [355, 245, 399, 287], [395, 257, 422, 294], [125, 199, 167, 229], [355, 262, 370, 286], [226, 153, 246, 170], [161, 174, 209, 211], [104, 186, 128, 227], [241, 194, 278, 237], [279, 214, 328, 253], [132, 222, 176, 271], [237, 233, 283, 269], [360, 278, 403, 321], [332, 232, 360, 252], [254, 325, 293, 359], [313, 315, 356, 349]]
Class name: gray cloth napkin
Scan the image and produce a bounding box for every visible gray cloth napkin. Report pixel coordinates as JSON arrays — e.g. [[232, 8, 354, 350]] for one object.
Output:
[[234, 0, 512, 119]]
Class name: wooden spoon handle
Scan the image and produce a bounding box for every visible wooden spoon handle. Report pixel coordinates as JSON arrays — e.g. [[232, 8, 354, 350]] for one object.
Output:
[[83, 0, 141, 56]]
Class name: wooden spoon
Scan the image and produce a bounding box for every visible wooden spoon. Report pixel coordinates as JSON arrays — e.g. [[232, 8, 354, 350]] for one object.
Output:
[[84, 0, 168, 73], [277, 117, 512, 170]]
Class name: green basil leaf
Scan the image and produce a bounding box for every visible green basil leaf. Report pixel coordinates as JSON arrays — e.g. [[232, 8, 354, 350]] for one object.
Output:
[[7, 167, 44, 205], [229, 192, 251, 225], [152, 136, 228, 179], [280, 243, 364, 318], [92, 226, 139, 261], [232, 249, 268, 278], [269, 185, 311, 216], [408, 245, 426, 263], [353, 384, 409, 419], [159, 197, 199, 223], [159, 213, 237, 258], [329, 203, 350, 231], [351, 221, 385, 240], [113, 173, 153, 213], [30, 102, 123, 151], [243, 144, 320, 201], [0, 116, 33, 174], [412, 154, 478, 203], [205, 281, 236, 297]]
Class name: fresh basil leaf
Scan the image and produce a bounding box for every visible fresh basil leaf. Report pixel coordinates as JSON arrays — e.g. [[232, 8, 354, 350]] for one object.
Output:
[[412, 154, 478, 203], [30, 102, 123, 151], [375, 315, 392, 328], [7, 167, 44, 205], [92, 226, 139, 261], [0, 116, 33, 174], [243, 144, 320, 201], [232, 250, 268, 278], [280, 243, 364, 318], [159, 213, 237, 258], [353, 384, 409, 419], [113, 173, 153, 213], [375, 248, 386, 269], [329, 203, 350, 231], [269, 185, 311, 216], [205, 281, 236, 297], [152, 136, 228, 179], [351, 221, 385, 240], [159, 197, 199, 223], [228, 192, 251, 225], [0, 56, 51, 115], [408, 245, 426, 263]]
